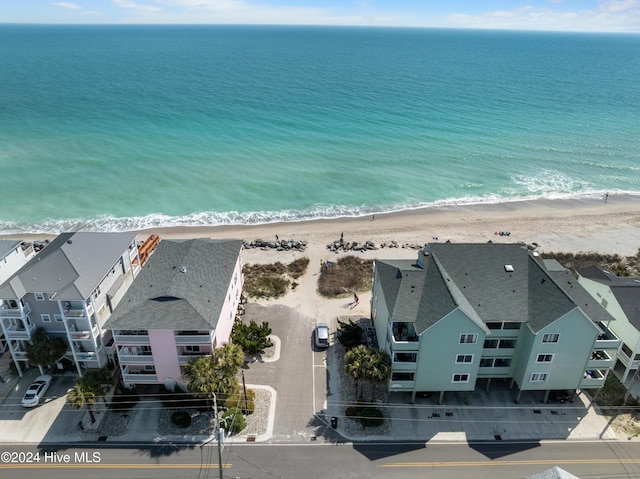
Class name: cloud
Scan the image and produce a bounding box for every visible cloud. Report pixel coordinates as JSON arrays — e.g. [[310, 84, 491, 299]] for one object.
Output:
[[112, 0, 163, 12], [51, 2, 82, 9], [447, 3, 640, 32]]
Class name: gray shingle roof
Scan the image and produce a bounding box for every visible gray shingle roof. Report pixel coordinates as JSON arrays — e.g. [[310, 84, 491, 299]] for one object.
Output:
[[104, 239, 242, 331], [0, 233, 137, 301], [377, 243, 601, 335], [578, 265, 640, 329], [0, 240, 21, 259]]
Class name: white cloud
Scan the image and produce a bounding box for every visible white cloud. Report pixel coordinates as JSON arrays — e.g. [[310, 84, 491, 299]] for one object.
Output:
[[112, 0, 163, 12], [599, 0, 640, 12], [447, 3, 640, 32], [51, 2, 82, 9]]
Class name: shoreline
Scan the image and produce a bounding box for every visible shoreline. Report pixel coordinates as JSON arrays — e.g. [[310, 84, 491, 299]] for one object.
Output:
[[3, 194, 640, 256]]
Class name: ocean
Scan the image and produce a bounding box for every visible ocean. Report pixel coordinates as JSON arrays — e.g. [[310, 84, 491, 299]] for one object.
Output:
[[0, 25, 639, 234]]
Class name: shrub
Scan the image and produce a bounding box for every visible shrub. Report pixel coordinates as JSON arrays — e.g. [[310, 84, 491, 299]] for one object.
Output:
[[345, 406, 358, 417], [287, 257, 310, 279], [225, 389, 256, 414], [336, 319, 364, 349], [318, 256, 373, 298], [171, 410, 192, 428], [232, 320, 273, 355], [221, 407, 246, 434], [359, 407, 384, 427]]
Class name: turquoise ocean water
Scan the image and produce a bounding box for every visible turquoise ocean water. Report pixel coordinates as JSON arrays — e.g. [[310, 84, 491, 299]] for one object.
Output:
[[0, 25, 639, 234]]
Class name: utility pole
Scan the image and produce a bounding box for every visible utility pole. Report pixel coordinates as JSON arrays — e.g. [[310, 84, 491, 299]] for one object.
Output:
[[213, 393, 224, 479], [241, 370, 249, 414]]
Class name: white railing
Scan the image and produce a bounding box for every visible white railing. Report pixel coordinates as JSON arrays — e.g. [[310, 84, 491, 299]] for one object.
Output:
[[122, 373, 158, 383], [174, 334, 213, 345]]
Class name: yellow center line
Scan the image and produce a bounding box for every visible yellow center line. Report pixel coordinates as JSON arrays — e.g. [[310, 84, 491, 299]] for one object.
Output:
[[381, 458, 640, 468]]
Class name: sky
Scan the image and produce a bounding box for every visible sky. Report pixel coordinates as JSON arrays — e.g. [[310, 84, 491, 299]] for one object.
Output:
[[1, 0, 640, 32]]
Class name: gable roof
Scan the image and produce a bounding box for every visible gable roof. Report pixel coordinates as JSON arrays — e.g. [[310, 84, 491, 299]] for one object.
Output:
[[376, 243, 601, 334], [0, 232, 137, 301], [103, 239, 243, 331], [578, 265, 640, 330], [0, 240, 21, 260]]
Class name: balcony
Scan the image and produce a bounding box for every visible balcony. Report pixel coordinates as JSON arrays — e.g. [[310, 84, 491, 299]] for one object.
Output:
[[388, 380, 415, 390], [4, 322, 36, 340], [579, 369, 607, 388], [75, 351, 98, 361], [178, 354, 205, 365], [586, 350, 615, 369], [119, 353, 155, 364], [122, 373, 158, 383], [70, 330, 92, 340], [391, 362, 417, 372], [174, 332, 213, 345], [0, 302, 31, 318], [63, 302, 94, 319], [13, 351, 28, 360], [113, 333, 150, 345], [594, 324, 621, 350]]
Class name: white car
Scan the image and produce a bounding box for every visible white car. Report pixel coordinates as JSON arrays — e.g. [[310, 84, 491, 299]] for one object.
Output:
[[21, 375, 52, 408], [315, 323, 329, 348]]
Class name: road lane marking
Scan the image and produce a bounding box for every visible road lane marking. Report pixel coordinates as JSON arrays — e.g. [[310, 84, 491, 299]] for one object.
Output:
[[380, 458, 640, 468]]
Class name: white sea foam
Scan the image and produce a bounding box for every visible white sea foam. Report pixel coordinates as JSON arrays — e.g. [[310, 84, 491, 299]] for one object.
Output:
[[2, 191, 638, 235]]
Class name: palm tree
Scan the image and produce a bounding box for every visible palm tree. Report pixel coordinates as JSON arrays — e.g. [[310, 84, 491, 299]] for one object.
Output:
[[26, 328, 67, 374], [67, 379, 97, 424], [184, 356, 219, 396], [365, 350, 391, 401], [345, 344, 371, 400]]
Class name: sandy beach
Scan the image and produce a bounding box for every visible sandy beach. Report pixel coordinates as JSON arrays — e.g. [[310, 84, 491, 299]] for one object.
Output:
[[5, 195, 640, 262], [144, 194, 640, 259]]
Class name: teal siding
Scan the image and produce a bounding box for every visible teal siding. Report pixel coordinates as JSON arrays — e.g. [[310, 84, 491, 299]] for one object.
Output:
[[518, 309, 599, 390], [414, 310, 485, 392]]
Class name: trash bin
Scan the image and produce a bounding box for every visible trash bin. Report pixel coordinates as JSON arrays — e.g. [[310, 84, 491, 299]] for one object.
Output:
[[330, 416, 338, 429]]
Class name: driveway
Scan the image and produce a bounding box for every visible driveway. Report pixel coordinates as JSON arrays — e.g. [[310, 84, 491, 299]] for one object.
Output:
[[241, 303, 336, 442], [0, 368, 80, 443]]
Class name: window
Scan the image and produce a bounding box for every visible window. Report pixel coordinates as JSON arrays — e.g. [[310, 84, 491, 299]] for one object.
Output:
[[601, 298, 608, 308], [486, 322, 501, 330], [41, 314, 51, 322], [503, 322, 521, 330], [34, 292, 45, 301], [185, 345, 200, 353], [53, 314, 63, 322], [530, 373, 549, 382], [494, 358, 511, 368], [459, 334, 477, 344], [394, 353, 417, 363], [542, 333, 560, 343], [452, 373, 470, 383], [391, 372, 415, 381], [483, 339, 498, 349], [456, 354, 473, 364], [498, 339, 516, 349], [536, 353, 554, 363], [480, 358, 494, 368]]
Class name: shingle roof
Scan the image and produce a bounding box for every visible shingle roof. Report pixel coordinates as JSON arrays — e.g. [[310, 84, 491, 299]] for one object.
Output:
[[0, 233, 137, 301], [103, 239, 242, 331], [578, 265, 640, 329], [0, 240, 20, 259], [377, 243, 599, 335]]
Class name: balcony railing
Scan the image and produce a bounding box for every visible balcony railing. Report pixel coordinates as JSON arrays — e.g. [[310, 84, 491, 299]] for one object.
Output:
[[113, 333, 150, 344], [174, 333, 213, 345], [178, 354, 205, 365], [75, 351, 98, 361], [388, 380, 415, 390], [0, 302, 31, 318], [595, 324, 621, 350], [586, 351, 614, 369], [4, 323, 36, 340], [579, 369, 606, 388], [391, 362, 418, 372], [122, 373, 158, 383], [119, 354, 155, 364]]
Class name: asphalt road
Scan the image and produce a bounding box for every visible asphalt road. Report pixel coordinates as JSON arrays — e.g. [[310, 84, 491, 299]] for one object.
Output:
[[2, 441, 640, 479]]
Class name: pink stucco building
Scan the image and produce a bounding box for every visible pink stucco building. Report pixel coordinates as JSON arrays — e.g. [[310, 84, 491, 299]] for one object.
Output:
[[104, 239, 244, 390]]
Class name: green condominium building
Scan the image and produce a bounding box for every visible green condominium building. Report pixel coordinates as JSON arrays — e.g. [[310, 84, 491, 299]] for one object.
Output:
[[371, 243, 620, 404]]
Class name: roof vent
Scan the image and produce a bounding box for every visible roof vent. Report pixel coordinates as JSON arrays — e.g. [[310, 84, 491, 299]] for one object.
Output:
[[180, 266, 187, 274], [67, 240, 72, 244], [504, 265, 514, 272]]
